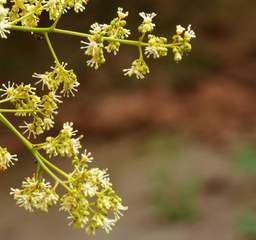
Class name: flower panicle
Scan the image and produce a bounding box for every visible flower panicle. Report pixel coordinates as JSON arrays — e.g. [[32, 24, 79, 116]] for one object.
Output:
[[10, 121, 127, 235], [79, 8, 196, 80], [1, 2, 197, 237]]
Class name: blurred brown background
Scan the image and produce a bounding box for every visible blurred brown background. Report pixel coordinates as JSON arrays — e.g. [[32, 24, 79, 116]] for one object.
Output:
[[1, 0, 256, 239]]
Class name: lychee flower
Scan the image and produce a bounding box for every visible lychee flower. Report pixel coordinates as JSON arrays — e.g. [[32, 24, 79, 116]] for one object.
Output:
[[0, 147, 17, 171], [123, 58, 150, 79], [138, 12, 157, 34], [33, 62, 79, 97], [43, 122, 83, 157], [184, 24, 196, 40], [145, 34, 168, 59], [171, 24, 196, 62], [0, 0, 10, 39], [81, 23, 106, 69], [10, 176, 59, 212]]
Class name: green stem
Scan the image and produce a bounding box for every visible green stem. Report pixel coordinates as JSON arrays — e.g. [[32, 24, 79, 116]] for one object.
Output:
[[35, 162, 43, 180], [34, 152, 71, 191], [44, 33, 60, 64], [8, 25, 180, 49], [0, 113, 32, 149], [8, 25, 51, 33], [33, 143, 45, 149], [0, 109, 36, 113], [38, 154, 70, 179], [49, 6, 64, 30], [0, 98, 14, 104], [138, 33, 146, 60], [0, 113, 71, 191]]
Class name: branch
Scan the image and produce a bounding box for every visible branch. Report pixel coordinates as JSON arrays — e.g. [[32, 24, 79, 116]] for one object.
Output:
[[44, 32, 60, 64], [0, 112, 71, 191], [8, 25, 180, 49]]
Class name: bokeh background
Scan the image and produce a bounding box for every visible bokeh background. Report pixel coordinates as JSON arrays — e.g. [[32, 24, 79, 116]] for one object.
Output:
[[1, 0, 256, 239]]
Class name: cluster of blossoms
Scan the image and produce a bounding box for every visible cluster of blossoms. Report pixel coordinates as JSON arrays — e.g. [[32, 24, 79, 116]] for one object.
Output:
[[33, 62, 79, 97], [46, 0, 89, 20], [138, 12, 157, 34], [81, 9, 196, 79], [0, 0, 9, 38], [11, 176, 59, 212], [2, 1, 196, 79], [145, 34, 168, 59], [43, 122, 83, 157], [0, 82, 40, 115], [0, 82, 61, 138], [119, 13, 157, 79], [7, 0, 89, 28], [81, 23, 106, 69], [0, 146, 17, 171], [0, 0, 196, 236], [0, 61, 79, 138], [123, 59, 149, 80], [172, 25, 196, 62], [11, 123, 127, 234], [60, 163, 127, 234], [81, 7, 130, 69]]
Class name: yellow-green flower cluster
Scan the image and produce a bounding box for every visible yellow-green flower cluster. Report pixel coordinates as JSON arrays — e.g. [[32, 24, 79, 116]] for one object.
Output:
[[0, 1, 196, 237], [123, 58, 149, 80], [8, 0, 43, 27], [8, 0, 90, 27], [0, 82, 40, 116], [81, 23, 106, 69], [40, 91, 61, 129], [0, 61, 80, 138], [0, 0, 9, 38], [10, 176, 59, 212], [10, 121, 127, 235], [43, 122, 83, 157], [122, 12, 158, 79], [33, 62, 79, 97], [79, 8, 196, 80], [104, 7, 130, 55], [0, 146, 17, 171], [47, 0, 89, 20], [145, 34, 168, 59], [59, 155, 127, 235], [81, 8, 130, 69], [172, 24, 196, 62], [0, 81, 63, 138], [138, 12, 157, 34]]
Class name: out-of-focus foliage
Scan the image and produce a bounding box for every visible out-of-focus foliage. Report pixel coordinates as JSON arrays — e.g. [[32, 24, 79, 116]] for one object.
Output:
[[238, 210, 256, 240], [150, 167, 201, 222]]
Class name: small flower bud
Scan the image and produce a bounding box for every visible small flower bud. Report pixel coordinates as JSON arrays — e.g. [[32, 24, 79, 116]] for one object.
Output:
[[176, 25, 185, 35]]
